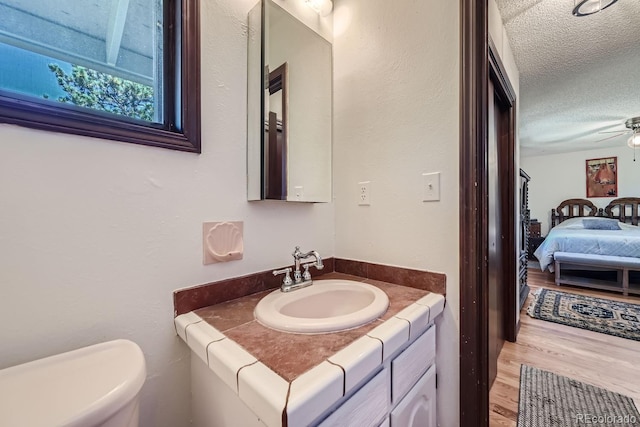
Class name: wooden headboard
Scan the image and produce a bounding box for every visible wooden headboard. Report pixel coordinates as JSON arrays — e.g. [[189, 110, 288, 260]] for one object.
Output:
[[551, 198, 599, 227], [604, 197, 640, 226]]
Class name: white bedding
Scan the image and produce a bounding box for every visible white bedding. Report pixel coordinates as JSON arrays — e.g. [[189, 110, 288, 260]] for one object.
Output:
[[534, 217, 640, 272]]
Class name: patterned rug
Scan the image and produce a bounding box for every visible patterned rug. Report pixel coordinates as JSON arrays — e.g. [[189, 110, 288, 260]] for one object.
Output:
[[518, 365, 640, 427], [527, 288, 640, 341]]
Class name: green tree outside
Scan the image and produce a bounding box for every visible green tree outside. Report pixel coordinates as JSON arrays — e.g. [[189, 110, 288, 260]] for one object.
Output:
[[47, 64, 154, 121]]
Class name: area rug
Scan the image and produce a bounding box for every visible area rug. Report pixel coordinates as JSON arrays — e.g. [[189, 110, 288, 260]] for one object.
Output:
[[527, 288, 640, 341], [517, 365, 640, 427]]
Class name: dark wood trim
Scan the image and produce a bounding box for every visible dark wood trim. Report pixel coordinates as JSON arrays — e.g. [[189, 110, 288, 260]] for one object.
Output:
[[460, 0, 489, 425], [0, 0, 201, 153], [490, 42, 518, 343], [164, 0, 177, 133], [266, 63, 288, 200], [497, 93, 517, 342], [180, 0, 201, 151], [488, 37, 516, 104]]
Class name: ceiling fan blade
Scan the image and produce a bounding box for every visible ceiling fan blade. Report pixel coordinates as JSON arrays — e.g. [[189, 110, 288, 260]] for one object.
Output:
[[598, 130, 630, 134], [593, 131, 628, 143]]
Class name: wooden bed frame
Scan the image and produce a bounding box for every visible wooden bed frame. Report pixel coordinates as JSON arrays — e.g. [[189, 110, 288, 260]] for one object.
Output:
[[547, 197, 640, 295], [551, 197, 640, 227], [604, 197, 640, 226]]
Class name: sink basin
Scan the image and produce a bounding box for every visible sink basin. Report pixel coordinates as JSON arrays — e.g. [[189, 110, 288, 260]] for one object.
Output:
[[254, 279, 389, 333]]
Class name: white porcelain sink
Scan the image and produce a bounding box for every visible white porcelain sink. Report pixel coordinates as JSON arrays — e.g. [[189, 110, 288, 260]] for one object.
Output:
[[254, 279, 390, 333]]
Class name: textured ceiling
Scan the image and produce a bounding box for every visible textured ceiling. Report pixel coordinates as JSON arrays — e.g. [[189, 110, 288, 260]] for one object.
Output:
[[495, 0, 640, 156]]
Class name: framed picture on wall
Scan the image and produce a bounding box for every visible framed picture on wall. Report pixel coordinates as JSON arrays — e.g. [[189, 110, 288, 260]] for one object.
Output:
[[586, 157, 617, 198]]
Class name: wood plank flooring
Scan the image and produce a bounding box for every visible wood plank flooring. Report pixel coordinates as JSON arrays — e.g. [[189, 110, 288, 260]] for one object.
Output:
[[489, 267, 640, 426]]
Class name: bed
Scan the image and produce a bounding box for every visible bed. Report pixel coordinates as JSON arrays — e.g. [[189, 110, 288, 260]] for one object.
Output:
[[534, 197, 640, 294]]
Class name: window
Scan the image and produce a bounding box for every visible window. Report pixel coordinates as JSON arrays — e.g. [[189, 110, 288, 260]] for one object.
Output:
[[0, 0, 200, 153]]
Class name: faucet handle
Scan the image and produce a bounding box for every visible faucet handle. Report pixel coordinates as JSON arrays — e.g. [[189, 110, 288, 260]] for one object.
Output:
[[292, 246, 302, 258], [273, 267, 293, 286], [302, 263, 313, 281]]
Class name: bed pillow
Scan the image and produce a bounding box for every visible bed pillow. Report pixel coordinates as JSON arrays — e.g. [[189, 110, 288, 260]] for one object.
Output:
[[556, 217, 587, 229], [582, 218, 621, 230]]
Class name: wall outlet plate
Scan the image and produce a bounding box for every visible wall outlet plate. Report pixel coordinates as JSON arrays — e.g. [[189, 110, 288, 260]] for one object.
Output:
[[358, 181, 371, 205]]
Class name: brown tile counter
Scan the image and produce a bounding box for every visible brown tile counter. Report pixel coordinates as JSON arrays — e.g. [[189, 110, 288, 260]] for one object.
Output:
[[174, 261, 446, 427], [193, 272, 431, 382]]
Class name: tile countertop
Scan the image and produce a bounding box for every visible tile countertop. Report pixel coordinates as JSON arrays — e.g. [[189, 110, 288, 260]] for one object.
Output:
[[174, 272, 445, 427]]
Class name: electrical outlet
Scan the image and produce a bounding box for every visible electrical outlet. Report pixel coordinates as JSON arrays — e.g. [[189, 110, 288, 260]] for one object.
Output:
[[422, 172, 440, 202], [358, 181, 371, 205], [294, 186, 304, 200]]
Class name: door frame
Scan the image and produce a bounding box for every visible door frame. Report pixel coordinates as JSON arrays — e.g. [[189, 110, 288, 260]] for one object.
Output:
[[489, 36, 518, 344], [460, 1, 517, 425], [460, 0, 489, 423]]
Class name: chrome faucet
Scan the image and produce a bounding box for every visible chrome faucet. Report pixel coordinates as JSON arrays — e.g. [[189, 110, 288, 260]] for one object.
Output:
[[273, 246, 324, 292]]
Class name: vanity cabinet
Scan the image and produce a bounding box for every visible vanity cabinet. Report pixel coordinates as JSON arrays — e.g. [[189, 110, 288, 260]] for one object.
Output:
[[176, 274, 445, 427], [318, 326, 437, 427]]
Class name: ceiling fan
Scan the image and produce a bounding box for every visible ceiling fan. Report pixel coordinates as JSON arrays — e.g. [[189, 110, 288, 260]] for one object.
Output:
[[594, 117, 640, 161], [596, 117, 640, 146]]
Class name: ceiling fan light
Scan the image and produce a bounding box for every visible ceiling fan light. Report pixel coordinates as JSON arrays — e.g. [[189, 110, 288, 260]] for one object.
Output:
[[628, 133, 640, 148], [573, 0, 619, 16]]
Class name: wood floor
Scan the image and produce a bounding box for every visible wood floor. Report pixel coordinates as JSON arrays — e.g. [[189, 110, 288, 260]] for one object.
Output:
[[489, 267, 640, 426]]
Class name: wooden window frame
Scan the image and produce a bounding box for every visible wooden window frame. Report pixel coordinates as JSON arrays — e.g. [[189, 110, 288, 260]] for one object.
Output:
[[0, 0, 201, 153]]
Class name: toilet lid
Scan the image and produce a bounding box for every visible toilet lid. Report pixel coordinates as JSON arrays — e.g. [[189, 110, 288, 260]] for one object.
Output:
[[0, 339, 146, 427]]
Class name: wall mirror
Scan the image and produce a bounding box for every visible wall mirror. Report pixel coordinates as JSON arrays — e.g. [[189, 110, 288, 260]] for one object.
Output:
[[247, 0, 332, 202]]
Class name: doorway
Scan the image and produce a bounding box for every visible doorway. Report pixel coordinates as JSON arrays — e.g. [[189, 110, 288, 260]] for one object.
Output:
[[488, 47, 518, 388], [460, 1, 518, 424]]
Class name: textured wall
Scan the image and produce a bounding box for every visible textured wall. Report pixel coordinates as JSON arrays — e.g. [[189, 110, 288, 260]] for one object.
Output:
[[332, 0, 460, 424], [522, 146, 640, 236], [0, 1, 334, 426], [495, 0, 640, 158]]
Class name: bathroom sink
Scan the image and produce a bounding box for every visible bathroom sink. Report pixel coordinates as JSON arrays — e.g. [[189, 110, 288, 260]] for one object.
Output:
[[254, 279, 389, 333]]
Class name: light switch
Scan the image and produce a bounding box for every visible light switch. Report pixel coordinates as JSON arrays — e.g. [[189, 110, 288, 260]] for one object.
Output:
[[422, 172, 440, 202]]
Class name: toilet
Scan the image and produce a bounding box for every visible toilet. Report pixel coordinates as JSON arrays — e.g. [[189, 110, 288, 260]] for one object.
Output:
[[0, 339, 146, 427]]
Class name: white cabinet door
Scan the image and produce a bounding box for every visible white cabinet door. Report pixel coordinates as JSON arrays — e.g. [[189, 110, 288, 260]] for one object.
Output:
[[318, 368, 390, 427], [389, 365, 436, 427]]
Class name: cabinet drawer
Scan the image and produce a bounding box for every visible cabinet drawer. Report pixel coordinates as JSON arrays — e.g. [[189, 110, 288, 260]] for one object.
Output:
[[390, 365, 436, 427], [318, 368, 390, 427], [391, 325, 435, 403]]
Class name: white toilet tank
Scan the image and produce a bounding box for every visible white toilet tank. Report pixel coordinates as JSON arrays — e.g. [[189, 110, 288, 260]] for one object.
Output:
[[0, 339, 146, 427]]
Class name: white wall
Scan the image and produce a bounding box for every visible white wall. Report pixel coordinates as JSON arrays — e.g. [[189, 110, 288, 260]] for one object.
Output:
[[332, 0, 460, 425], [489, 0, 519, 92], [0, 1, 334, 426], [522, 145, 640, 235]]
